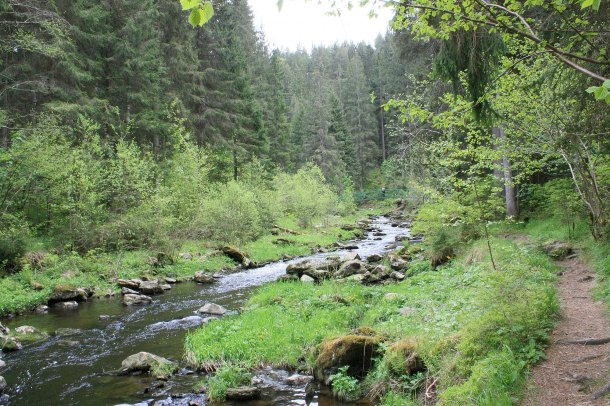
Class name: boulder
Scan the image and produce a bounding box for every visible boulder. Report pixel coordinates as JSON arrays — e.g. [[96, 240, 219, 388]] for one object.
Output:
[[314, 334, 381, 385], [221, 246, 253, 268], [0, 376, 5, 393], [119, 352, 178, 380], [34, 305, 49, 314], [122, 287, 139, 295], [193, 271, 215, 284], [14, 326, 49, 342], [342, 252, 361, 262], [366, 254, 383, 263], [389, 255, 408, 271], [54, 301, 79, 310], [160, 284, 172, 291], [285, 374, 313, 386], [372, 265, 389, 277], [122, 294, 152, 306], [1, 337, 22, 352], [300, 275, 315, 283], [390, 271, 406, 281], [346, 274, 365, 283], [542, 241, 574, 259], [117, 279, 141, 290], [286, 259, 340, 277], [225, 386, 261, 401], [198, 303, 227, 316], [48, 286, 87, 304], [302, 269, 331, 281], [335, 260, 367, 278], [139, 280, 163, 295]]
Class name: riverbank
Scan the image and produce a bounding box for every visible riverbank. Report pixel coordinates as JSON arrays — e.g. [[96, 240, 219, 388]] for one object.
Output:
[[0, 203, 396, 318], [185, 233, 559, 404]]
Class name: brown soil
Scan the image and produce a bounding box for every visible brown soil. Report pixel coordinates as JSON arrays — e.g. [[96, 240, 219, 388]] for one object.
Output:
[[522, 256, 610, 405]]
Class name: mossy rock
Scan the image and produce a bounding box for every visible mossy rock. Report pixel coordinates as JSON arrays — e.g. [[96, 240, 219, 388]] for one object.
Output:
[[542, 241, 574, 260], [314, 334, 381, 384], [385, 340, 426, 377], [1, 337, 22, 352], [13, 326, 49, 343]]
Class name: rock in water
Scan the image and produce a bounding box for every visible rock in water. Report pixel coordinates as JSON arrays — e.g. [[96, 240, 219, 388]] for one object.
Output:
[[0, 376, 6, 392], [1, 337, 22, 352], [225, 386, 261, 401], [198, 303, 227, 316], [193, 271, 215, 284], [335, 260, 367, 278], [48, 286, 87, 304], [119, 352, 178, 380], [122, 294, 152, 306], [139, 280, 163, 295]]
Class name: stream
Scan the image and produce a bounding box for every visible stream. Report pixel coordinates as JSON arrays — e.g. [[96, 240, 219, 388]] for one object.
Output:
[[1, 216, 410, 405]]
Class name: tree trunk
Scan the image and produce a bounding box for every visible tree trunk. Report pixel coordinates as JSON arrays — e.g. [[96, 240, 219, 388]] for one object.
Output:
[[1, 126, 9, 149], [492, 127, 519, 218]]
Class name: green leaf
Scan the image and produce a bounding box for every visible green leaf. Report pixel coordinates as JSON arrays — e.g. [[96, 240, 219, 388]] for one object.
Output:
[[593, 0, 601, 10], [189, 8, 204, 26], [603, 79, 610, 89], [180, 0, 198, 11], [581, 0, 594, 8], [586, 86, 598, 94], [606, 93, 610, 104], [594, 86, 608, 100], [201, 1, 214, 25]]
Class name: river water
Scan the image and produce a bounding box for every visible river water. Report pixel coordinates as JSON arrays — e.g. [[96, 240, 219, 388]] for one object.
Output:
[[1, 216, 409, 405]]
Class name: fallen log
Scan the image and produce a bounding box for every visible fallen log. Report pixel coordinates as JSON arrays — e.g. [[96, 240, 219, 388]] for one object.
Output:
[[273, 225, 300, 235]]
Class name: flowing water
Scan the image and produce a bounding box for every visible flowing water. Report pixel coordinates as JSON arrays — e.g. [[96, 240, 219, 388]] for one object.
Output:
[[1, 217, 409, 406]]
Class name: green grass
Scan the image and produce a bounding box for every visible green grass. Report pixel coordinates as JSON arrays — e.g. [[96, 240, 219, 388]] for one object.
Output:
[[0, 207, 379, 316], [185, 236, 559, 404]]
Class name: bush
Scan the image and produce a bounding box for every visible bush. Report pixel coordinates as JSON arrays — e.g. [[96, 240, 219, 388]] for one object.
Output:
[[0, 214, 30, 273], [207, 365, 252, 402], [330, 365, 361, 401], [198, 181, 264, 244], [275, 164, 338, 228]]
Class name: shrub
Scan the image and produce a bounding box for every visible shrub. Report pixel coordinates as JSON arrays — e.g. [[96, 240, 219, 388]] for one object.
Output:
[[198, 181, 264, 244], [0, 214, 30, 273], [207, 365, 252, 402], [330, 366, 361, 401]]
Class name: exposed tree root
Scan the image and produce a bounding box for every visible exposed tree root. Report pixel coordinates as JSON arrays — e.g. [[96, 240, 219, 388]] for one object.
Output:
[[557, 337, 610, 345], [591, 381, 610, 400]]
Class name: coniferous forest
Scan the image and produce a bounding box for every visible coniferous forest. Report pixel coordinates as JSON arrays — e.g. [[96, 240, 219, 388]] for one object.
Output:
[[1, 0, 610, 405]]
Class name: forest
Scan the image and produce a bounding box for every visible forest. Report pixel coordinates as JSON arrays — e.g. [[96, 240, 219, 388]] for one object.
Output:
[[0, 0, 609, 405]]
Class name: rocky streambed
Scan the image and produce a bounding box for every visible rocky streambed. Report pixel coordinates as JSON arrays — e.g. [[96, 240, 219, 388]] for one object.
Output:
[[0, 215, 413, 405]]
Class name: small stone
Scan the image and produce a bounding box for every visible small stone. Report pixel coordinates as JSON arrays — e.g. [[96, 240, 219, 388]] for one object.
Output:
[[164, 277, 177, 284], [99, 315, 111, 320], [390, 271, 406, 281], [399, 306, 417, 316], [198, 303, 227, 316], [160, 284, 172, 291], [300, 275, 315, 283], [117, 279, 141, 290], [383, 293, 402, 301], [179, 252, 193, 260], [121, 287, 139, 295]]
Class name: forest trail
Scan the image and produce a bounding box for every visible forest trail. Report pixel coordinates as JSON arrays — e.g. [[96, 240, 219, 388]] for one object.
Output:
[[523, 255, 610, 405]]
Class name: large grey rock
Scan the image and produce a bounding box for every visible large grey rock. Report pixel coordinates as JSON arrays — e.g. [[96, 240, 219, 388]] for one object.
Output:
[[335, 260, 367, 278], [14, 326, 49, 343], [286, 259, 341, 277], [193, 271, 215, 284], [48, 286, 87, 304], [0, 360, 6, 368], [117, 279, 141, 290], [0, 376, 6, 392], [389, 255, 408, 271], [119, 352, 177, 379], [139, 280, 163, 295], [390, 271, 406, 281], [1, 337, 22, 352], [164, 277, 177, 284], [366, 254, 383, 263], [198, 303, 227, 316], [34, 305, 49, 314], [342, 252, 361, 262], [122, 294, 152, 306], [222, 246, 253, 268], [225, 386, 261, 401], [121, 287, 139, 295]]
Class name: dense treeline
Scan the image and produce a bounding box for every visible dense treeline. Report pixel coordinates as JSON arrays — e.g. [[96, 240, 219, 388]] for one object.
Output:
[[0, 0, 426, 271]]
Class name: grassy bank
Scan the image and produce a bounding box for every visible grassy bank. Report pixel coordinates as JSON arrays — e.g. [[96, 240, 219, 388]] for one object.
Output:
[[185, 236, 559, 404], [0, 207, 388, 317]]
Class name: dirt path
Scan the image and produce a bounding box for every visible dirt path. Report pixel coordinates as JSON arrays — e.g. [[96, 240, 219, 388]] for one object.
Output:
[[522, 255, 610, 405]]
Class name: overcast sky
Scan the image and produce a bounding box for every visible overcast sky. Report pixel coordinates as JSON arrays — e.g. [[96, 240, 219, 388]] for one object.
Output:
[[248, 1, 395, 52]]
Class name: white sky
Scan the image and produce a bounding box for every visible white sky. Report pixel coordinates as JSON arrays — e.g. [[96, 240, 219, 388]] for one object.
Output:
[[248, 1, 395, 52]]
